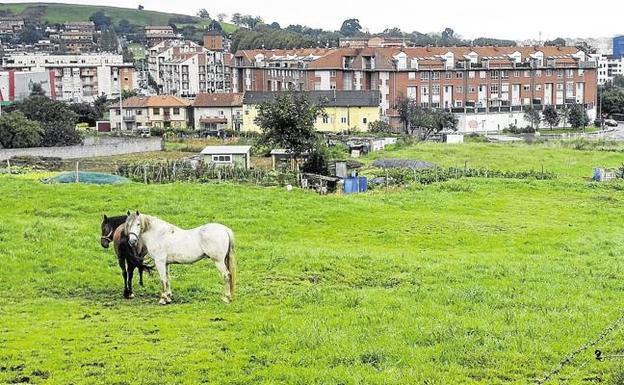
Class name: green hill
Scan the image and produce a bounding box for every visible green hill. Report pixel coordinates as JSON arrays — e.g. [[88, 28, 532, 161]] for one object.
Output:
[[0, 2, 237, 33]]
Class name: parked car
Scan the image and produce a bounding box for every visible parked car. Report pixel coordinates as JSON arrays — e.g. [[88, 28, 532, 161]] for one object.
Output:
[[605, 119, 619, 127]]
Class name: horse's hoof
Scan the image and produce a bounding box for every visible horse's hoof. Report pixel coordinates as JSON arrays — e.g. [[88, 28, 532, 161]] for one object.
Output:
[[165, 296, 172, 304], [159, 298, 168, 306], [222, 296, 231, 304], [129, 293, 135, 299]]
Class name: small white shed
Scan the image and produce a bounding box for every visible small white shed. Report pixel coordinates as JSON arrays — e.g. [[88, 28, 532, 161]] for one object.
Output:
[[200, 145, 252, 169]]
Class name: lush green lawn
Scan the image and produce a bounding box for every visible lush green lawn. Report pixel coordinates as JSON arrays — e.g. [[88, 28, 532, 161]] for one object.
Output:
[[365, 140, 624, 179], [2, 143, 624, 384]]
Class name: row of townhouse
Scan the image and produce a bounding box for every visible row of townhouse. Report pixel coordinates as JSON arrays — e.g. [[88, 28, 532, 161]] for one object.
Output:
[[0, 53, 136, 103], [147, 40, 232, 97], [230, 43, 598, 131], [108, 90, 380, 132]]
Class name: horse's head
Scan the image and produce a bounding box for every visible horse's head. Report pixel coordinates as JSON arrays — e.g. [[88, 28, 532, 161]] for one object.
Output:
[[125, 210, 146, 247], [100, 214, 114, 248]]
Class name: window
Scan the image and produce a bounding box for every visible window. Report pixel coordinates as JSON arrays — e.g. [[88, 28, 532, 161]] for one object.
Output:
[[456, 72, 463, 79], [408, 72, 416, 80], [136, 110, 142, 115], [330, 70, 336, 77], [535, 70, 542, 77], [432, 85, 440, 95], [363, 117, 367, 124], [153, 108, 160, 115], [421, 86, 429, 96], [501, 70, 509, 79], [322, 116, 330, 124], [514, 70, 520, 78], [212, 155, 232, 163], [432, 72, 440, 80], [341, 117, 347, 124], [455, 100, 463, 107], [567, 69, 574, 77], [566, 82, 574, 94], [173, 108, 180, 115], [546, 69, 553, 76], [491, 70, 499, 80], [578, 69, 584, 76], [445, 72, 452, 79], [557, 70, 563, 78], [468, 86, 476, 93], [556, 83, 564, 91], [524, 70, 531, 78], [115, 109, 120, 115], [479, 71, 486, 79], [457, 86, 464, 93], [407, 86, 417, 99], [490, 84, 499, 93], [469, 71, 475, 79], [523, 84, 531, 92], [219, 110, 224, 115], [421, 72, 429, 80]]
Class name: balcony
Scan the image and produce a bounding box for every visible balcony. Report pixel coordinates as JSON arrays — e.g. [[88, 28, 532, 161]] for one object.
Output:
[[163, 114, 171, 122], [123, 115, 136, 122]]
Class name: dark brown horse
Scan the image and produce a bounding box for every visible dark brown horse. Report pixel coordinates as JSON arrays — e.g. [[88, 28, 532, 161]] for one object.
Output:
[[101, 214, 152, 299]]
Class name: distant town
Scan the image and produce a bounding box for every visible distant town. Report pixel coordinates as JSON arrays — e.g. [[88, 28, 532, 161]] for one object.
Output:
[[0, 6, 622, 134]]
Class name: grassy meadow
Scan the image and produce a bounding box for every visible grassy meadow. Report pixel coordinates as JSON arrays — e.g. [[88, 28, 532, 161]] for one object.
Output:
[[2, 142, 624, 384]]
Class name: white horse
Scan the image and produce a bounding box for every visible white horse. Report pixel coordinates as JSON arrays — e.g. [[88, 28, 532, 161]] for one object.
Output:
[[125, 211, 236, 305]]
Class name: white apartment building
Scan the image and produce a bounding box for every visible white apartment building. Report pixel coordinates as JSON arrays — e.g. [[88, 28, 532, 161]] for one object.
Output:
[[591, 54, 624, 85], [148, 40, 231, 97], [1, 53, 136, 102]]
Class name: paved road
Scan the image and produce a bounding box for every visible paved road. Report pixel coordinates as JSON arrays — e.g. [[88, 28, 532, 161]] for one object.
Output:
[[603, 123, 624, 140]]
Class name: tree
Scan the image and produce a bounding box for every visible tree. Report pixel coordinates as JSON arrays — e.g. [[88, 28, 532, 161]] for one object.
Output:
[[0, 111, 43, 149], [241, 15, 263, 29], [122, 89, 138, 99], [542, 105, 560, 130], [117, 19, 134, 35], [231, 13, 243, 26], [255, 92, 326, 163], [396, 98, 457, 138], [208, 20, 222, 32], [217, 13, 227, 22], [441, 27, 455, 41], [93, 94, 109, 117], [340, 18, 362, 37], [599, 84, 624, 115], [30, 82, 46, 97], [98, 27, 119, 52], [613, 75, 624, 89], [368, 120, 392, 133], [138, 4, 144, 10], [12, 95, 80, 147], [545, 37, 566, 46], [89, 11, 112, 29], [69, 102, 101, 126], [19, 23, 44, 44], [524, 106, 541, 130], [197, 9, 210, 19], [301, 145, 329, 175], [568, 103, 590, 129]]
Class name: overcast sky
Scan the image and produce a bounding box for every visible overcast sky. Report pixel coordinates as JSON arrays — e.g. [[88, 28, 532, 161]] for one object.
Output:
[[5, 0, 622, 40]]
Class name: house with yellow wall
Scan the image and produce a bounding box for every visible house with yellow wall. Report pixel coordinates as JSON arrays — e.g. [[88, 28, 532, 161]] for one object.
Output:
[[242, 91, 381, 133]]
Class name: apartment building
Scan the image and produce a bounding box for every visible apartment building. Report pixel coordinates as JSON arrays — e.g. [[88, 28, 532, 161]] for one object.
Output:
[[145, 26, 179, 47], [0, 16, 24, 34], [232, 44, 598, 132], [242, 90, 381, 133], [1, 53, 136, 102], [592, 54, 624, 85], [193, 93, 243, 131], [148, 40, 231, 96], [49, 22, 95, 53], [109, 95, 191, 130], [203, 30, 225, 51]]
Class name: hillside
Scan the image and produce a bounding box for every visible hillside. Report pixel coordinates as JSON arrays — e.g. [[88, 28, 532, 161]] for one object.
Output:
[[0, 2, 237, 33]]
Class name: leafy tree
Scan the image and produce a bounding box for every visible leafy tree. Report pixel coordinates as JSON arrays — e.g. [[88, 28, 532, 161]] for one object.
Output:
[[441, 27, 455, 41], [12, 96, 80, 147], [382, 27, 404, 38], [396, 98, 457, 138], [545, 37, 567, 46], [542, 105, 560, 129], [93, 94, 109, 117], [613, 75, 624, 89], [122, 89, 138, 99], [301, 145, 329, 175], [19, 23, 44, 44], [368, 120, 391, 133], [568, 103, 590, 129], [98, 27, 119, 52], [241, 15, 263, 29], [231, 13, 243, 26], [197, 9, 210, 19], [217, 13, 227, 22], [69, 102, 101, 126], [599, 84, 624, 114], [255, 92, 326, 163], [524, 106, 541, 130], [138, 4, 144, 10], [30, 82, 46, 97], [0, 111, 43, 149], [340, 18, 362, 37], [117, 19, 134, 35], [208, 20, 222, 32], [89, 11, 112, 29]]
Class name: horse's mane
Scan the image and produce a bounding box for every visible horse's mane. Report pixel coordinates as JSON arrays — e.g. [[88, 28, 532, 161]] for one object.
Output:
[[141, 214, 182, 233]]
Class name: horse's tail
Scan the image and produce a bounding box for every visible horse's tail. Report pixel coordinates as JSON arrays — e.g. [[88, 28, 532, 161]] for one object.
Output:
[[225, 228, 236, 299]]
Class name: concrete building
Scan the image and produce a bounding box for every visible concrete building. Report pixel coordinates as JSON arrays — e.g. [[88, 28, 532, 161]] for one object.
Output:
[[0, 16, 24, 34], [242, 90, 381, 133], [591, 54, 624, 85], [109, 95, 191, 130], [203, 30, 225, 51], [1, 53, 136, 102], [193, 92, 243, 131], [232, 46, 598, 132], [200, 145, 252, 169], [145, 26, 179, 47], [49, 22, 96, 53], [0, 69, 54, 101], [148, 40, 231, 96]]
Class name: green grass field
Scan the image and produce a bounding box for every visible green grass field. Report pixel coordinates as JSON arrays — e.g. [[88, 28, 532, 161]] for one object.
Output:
[[0, 2, 236, 32], [2, 142, 624, 384]]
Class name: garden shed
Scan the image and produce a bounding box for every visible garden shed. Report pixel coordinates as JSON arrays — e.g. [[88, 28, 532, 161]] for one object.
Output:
[[200, 145, 252, 169]]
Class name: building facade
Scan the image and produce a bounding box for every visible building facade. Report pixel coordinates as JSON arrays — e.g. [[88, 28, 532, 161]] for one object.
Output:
[[232, 44, 598, 132], [145, 26, 179, 47], [242, 90, 381, 133], [614, 36, 624, 58], [148, 40, 231, 96], [592, 54, 624, 86], [193, 93, 243, 131], [49, 22, 96, 53], [109, 95, 191, 130], [1, 53, 135, 102], [0, 16, 24, 34]]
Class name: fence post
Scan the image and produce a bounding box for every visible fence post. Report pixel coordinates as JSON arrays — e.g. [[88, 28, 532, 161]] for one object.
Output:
[[6, 159, 10, 173], [76, 161, 80, 183], [464, 160, 467, 176], [143, 165, 148, 184]]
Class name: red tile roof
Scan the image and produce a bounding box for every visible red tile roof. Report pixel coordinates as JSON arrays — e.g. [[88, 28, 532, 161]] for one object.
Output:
[[193, 93, 244, 107]]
